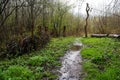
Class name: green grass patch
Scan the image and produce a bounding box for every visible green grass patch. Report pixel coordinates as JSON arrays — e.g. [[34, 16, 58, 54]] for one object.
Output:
[[0, 37, 75, 80], [81, 38, 120, 80], [0, 66, 34, 80]]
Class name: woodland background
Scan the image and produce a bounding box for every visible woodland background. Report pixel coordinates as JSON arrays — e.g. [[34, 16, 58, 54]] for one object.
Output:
[[0, 0, 120, 58]]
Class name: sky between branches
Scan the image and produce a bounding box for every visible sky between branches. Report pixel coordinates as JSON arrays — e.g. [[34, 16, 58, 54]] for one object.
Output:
[[62, 0, 114, 16]]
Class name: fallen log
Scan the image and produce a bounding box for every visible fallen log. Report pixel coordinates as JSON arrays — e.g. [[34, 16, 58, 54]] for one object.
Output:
[[108, 34, 120, 38], [91, 34, 108, 38]]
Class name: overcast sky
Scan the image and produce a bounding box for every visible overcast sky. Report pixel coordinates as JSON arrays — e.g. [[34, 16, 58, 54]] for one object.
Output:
[[63, 0, 113, 16]]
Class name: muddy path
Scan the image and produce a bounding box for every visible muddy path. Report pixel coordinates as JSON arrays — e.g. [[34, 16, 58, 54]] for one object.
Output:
[[58, 41, 83, 80]]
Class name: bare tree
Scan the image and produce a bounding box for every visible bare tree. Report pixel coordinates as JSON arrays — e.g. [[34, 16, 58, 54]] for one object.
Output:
[[84, 3, 90, 37]]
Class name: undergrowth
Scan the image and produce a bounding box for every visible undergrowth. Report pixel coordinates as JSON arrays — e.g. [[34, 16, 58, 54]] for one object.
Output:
[[0, 37, 74, 80], [81, 38, 120, 80]]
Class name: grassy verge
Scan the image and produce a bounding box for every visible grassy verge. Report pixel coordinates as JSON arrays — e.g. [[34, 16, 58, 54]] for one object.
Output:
[[0, 37, 74, 80], [81, 38, 120, 80]]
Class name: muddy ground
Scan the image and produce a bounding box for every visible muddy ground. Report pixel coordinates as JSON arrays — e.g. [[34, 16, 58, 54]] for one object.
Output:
[[58, 42, 83, 80]]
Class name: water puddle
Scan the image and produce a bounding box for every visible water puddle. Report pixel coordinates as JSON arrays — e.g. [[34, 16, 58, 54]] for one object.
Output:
[[58, 41, 83, 80]]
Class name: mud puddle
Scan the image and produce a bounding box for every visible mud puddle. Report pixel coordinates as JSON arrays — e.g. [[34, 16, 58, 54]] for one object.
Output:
[[58, 41, 83, 80]]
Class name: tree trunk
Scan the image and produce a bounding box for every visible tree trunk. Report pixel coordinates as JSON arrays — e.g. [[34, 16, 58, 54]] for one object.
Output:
[[84, 3, 90, 37], [30, 1, 34, 40], [63, 26, 66, 37]]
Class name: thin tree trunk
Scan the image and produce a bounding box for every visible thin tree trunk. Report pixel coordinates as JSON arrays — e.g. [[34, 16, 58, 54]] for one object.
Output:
[[63, 26, 66, 37], [31, 1, 34, 40], [84, 3, 90, 37]]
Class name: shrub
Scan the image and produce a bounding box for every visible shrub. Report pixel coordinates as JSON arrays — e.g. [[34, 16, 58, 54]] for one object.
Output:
[[5, 34, 50, 58]]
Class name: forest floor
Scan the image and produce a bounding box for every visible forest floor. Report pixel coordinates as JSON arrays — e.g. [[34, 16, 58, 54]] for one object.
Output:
[[0, 37, 120, 80]]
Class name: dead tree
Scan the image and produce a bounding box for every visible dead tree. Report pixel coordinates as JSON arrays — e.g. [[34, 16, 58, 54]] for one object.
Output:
[[84, 3, 90, 37]]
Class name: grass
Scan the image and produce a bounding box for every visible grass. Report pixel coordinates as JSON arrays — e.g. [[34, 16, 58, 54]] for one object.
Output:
[[1, 66, 34, 80], [0, 37, 75, 80], [81, 38, 120, 80], [1, 37, 119, 80]]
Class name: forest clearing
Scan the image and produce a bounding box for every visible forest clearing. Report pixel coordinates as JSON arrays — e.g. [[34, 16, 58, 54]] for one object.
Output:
[[0, 0, 120, 80]]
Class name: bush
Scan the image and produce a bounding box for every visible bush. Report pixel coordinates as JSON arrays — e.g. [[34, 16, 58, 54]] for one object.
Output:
[[6, 40, 20, 57], [5, 34, 50, 58]]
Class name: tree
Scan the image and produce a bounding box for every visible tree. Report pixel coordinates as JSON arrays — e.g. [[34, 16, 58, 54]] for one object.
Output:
[[52, 1, 71, 37], [84, 3, 90, 37]]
